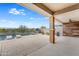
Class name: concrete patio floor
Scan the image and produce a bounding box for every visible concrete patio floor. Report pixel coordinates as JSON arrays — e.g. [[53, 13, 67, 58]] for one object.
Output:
[[0, 34, 49, 56], [29, 36, 79, 56], [0, 34, 79, 56]]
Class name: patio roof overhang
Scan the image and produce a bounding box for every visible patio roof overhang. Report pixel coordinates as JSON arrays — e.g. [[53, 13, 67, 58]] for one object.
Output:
[[19, 3, 52, 17], [19, 3, 79, 23], [18, 3, 79, 44]]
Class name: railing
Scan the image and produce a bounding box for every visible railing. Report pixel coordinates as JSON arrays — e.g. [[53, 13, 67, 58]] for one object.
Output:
[[0, 32, 36, 41]]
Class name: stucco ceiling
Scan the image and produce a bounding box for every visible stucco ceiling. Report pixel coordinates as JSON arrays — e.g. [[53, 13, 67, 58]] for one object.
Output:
[[55, 9, 79, 23], [43, 3, 76, 12], [43, 3, 79, 24]]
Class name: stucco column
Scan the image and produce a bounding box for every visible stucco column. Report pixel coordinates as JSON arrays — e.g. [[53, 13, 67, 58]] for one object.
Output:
[[49, 15, 55, 44]]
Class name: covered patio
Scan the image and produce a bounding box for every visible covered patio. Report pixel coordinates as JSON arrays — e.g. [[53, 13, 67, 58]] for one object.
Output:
[[17, 3, 79, 56], [1, 34, 79, 56], [1, 3, 79, 56], [19, 3, 79, 43]]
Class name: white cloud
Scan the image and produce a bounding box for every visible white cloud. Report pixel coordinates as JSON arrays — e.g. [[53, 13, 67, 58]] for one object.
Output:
[[30, 17, 35, 20], [19, 9, 25, 11], [0, 19, 7, 22], [0, 19, 19, 28], [23, 22, 37, 28], [9, 8, 26, 15], [29, 17, 43, 20]]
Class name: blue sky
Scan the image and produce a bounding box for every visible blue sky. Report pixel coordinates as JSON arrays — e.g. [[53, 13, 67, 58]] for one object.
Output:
[[0, 3, 49, 28]]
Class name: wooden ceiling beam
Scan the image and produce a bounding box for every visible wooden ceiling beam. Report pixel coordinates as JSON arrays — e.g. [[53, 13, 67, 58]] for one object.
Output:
[[56, 19, 63, 23], [33, 3, 63, 23], [33, 3, 54, 15]]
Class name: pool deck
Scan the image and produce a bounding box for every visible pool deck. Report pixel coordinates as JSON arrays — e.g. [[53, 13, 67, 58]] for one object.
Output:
[[0, 34, 79, 56]]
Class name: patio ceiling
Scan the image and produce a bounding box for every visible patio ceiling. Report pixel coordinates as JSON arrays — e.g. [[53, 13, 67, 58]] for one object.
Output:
[[19, 3, 52, 17], [43, 3, 76, 12], [19, 3, 79, 24]]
